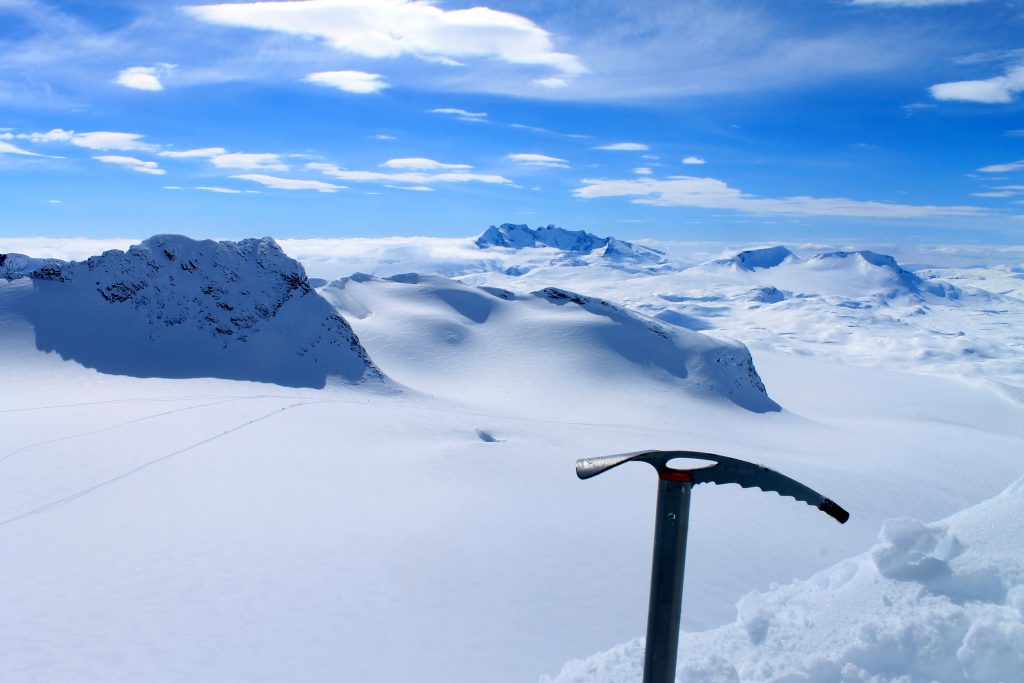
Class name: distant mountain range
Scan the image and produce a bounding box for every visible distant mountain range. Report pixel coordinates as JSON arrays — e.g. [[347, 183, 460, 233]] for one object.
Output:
[[475, 223, 665, 262]]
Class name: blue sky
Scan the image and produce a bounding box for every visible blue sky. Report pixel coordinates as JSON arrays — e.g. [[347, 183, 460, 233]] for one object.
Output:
[[1, 0, 1023, 244]]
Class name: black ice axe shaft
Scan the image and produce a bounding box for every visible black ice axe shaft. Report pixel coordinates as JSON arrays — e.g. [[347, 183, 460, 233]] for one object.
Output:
[[576, 450, 848, 683]]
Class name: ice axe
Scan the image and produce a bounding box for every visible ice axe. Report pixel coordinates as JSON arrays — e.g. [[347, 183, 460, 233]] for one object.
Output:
[[576, 450, 848, 683]]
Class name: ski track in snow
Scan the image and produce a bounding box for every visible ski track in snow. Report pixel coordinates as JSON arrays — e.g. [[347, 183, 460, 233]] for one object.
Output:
[[0, 400, 312, 527]]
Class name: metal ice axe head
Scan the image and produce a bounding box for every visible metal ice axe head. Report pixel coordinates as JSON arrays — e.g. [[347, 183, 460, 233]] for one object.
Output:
[[576, 450, 848, 683]]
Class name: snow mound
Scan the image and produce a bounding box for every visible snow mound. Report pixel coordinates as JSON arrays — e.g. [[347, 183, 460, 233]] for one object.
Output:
[[320, 274, 778, 413], [5, 235, 383, 388], [811, 250, 959, 299], [475, 224, 664, 262], [718, 246, 797, 271], [545, 475, 1024, 683]]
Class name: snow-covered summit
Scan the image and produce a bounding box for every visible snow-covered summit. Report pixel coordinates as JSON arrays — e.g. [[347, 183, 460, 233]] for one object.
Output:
[[474, 224, 663, 262], [2, 235, 383, 388], [716, 246, 797, 271], [699, 246, 959, 300]]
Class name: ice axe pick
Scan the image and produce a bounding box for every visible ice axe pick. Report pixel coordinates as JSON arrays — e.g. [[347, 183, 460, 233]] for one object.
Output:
[[576, 450, 849, 683]]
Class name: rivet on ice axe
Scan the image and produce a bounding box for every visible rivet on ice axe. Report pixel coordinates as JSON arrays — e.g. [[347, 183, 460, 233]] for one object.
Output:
[[576, 450, 849, 683]]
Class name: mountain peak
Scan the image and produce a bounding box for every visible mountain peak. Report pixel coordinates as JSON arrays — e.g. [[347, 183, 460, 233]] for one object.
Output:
[[8, 235, 384, 388]]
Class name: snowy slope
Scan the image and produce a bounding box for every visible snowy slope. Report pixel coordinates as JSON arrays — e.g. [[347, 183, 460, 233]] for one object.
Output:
[[546, 474, 1024, 683], [1, 235, 382, 388], [319, 273, 777, 412]]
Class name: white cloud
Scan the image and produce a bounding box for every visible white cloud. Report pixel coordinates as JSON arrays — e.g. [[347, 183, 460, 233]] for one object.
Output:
[[47, 199, 62, 204], [533, 76, 569, 89], [304, 70, 389, 94], [162, 186, 184, 190], [93, 155, 166, 175], [594, 142, 649, 151], [16, 129, 74, 143], [978, 160, 1024, 173], [431, 108, 487, 122], [971, 191, 1017, 198], [374, 134, 397, 140], [0, 140, 49, 157], [849, 0, 980, 5], [682, 156, 706, 165], [211, 153, 288, 171], [381, 158, 471, 170], [385, 185, 434, 191], [308, 162, 511, 185], [232, 174, 345, 192], [184, 0, 584, 77], [633, 167, 653, 175], [506, 153, 568, 168], [115, 65, 174, 92], [573, 176, 985, 218], [930, 65, 1024, 104], [71, 132, 157, 152], [158, 147, 227, 158], [195, 186, 243, 194]]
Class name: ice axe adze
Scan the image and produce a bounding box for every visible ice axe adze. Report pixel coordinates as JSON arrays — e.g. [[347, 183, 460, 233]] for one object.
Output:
[[576, 450, 849, 683]]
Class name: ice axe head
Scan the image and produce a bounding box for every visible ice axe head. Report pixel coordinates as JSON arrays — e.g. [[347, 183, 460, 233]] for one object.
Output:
[[576, 450, 849, 524]]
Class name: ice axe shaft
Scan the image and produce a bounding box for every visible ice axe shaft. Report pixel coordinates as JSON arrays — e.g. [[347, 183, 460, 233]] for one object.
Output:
[[576, 450, 848, 683], [644, 477, 692, 683]]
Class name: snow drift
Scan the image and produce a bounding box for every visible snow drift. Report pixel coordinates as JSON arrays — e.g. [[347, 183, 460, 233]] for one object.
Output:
[[321, 273, 778, 413], [546, 475, 1024, 683], [1, 235, 383, 388]]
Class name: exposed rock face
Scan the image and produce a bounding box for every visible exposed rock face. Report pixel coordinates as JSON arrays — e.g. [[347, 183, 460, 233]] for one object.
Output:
[[4, 235, 384, 388]]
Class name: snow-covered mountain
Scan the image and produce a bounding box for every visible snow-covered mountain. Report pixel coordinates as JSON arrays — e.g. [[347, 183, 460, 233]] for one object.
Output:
[[0, 235, 383, 388], [697, 246, 960, 300], [475, 223, 664, 262], [319, 273, 778, 413]]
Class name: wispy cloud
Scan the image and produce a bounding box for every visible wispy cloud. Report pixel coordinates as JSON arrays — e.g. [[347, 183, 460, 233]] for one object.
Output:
[[115, 64, 174, 91], [195, 186, 243, 194], [849, 0, 980, 6], [931, 65, 1024, 104], [431, 108, 488, 122], [210, 153, 288, 171], [72, 132, 157, 152], [158, 147, 227, 159], [184, 0, 585, 78], [978, 160, 1024, 173], [308, 162, 511, 185], [232, 174, 345, 192], [15, 129, 74, 143], [304, 70, 389, 94], [93, 155, 165, 175], [682, 156, 706, 165], [506, 153, 569, 168], [573, 175, 985, 218], [0, 140, 50, 157], [594, 142, 649, 151], [633, 167, 653, 175], [381, 158, 471, 170]]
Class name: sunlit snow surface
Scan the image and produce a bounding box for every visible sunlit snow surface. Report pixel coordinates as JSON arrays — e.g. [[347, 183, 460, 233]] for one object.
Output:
[[1, 234, 1023, 682]]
